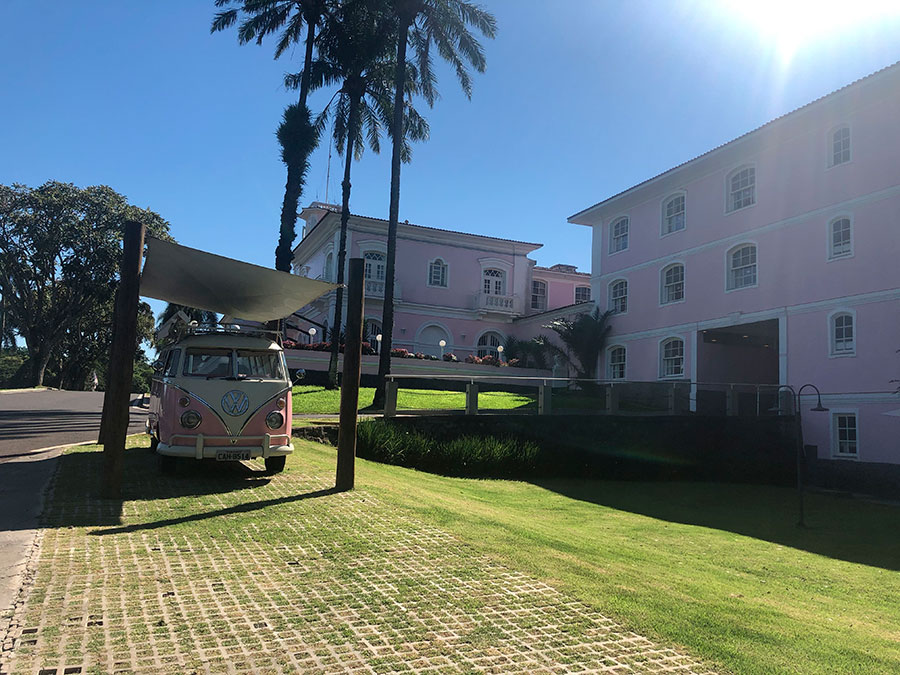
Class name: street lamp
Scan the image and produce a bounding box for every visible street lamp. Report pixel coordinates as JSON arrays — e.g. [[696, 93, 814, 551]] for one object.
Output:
[[497, 344, 504, 362], [439, 339, 446, 358], [308, 326, 317, 344], [375, 333, 382, 355], [773, 383, 829, 527]]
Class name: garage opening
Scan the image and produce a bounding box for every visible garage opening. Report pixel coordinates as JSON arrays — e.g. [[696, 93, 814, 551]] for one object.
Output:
[[695, 319, 779, 416]]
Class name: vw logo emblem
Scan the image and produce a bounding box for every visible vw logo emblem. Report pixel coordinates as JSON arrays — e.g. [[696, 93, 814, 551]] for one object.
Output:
[[221, 390, 249, 416]]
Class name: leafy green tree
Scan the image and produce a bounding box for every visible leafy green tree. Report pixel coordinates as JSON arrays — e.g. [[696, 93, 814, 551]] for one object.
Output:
[[211, 0, 328, 272], [0, 182, 170, 386], [299, 0, 428, 388], [157, 303, 218, 328], [373, 0, 496, 407], [543, 308, 614, 382]]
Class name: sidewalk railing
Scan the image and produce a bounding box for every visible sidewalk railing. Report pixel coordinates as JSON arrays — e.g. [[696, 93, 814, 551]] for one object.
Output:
[[382, 375, 796, 418]]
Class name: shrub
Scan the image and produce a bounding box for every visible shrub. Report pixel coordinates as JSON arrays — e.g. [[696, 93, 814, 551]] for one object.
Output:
[[391, 347, 409, 358], [356, 419, 539, 477], [443, 352, 458, 362]]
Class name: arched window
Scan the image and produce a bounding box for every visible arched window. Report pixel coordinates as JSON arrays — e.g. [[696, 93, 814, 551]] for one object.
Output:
[[660, 338, 684, 378], [661, 263, 684, 304], [483, 268, 505, 295], [323, 252, 334, 282], [607, 346, 626, 380], [727, 244, 757, 290], [831, 126, 851, 166], [609, 217, 629, 253], [364, 251, 386, 281], [428, 258, 448, 287], [531, 279, 548, 310], [364, 319, 382, 351], [829, 217, 852, 259], [662, 194, 686, 234], [575, 286, 591, 304], [831, 312, 855, 356], [727, 166, 755, 212], [609, 279, 627, 314], [477, 331, 503, 358]]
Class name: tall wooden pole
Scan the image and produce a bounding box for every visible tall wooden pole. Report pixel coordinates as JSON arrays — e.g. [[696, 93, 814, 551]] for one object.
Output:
[[336, 258, 364, 491], [100, 220, 146, 499]]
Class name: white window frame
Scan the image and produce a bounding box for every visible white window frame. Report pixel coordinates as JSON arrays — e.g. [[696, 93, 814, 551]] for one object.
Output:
[[323, 249, 335, 282], [725, 165, 756, 214], [476, 330, 504, 358], [607, 345, 626, 380], [608, 279, 628, 315], [427, 257, 449, 288], [828, 309, 856, 358], [828, 124, 851, 168], [660, 263, 685, 306], [575, 286, 592, 304], [531, 279, 548, 310], [659, 337, 685, 379], [726, 243, 758, 292], [826, 215, 853, 261], [363, 250, 386, 282], [830, 409, 859, 460], [661, 192, 686, 236], [608, 216, 629, 254], [482, 268, 506, 296]]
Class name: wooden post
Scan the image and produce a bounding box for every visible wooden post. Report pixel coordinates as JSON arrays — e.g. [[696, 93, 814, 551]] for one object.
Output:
[[538, 384, 552, 415], [465, 382, 479, 415], [384, 380, 398, 418], [100, 220, 146, 499], [336, 258, 364, 491]]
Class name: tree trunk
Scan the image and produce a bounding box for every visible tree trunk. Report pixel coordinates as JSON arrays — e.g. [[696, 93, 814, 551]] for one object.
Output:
[[373, 20, 410, 409], [29, 344, 51, 388], [273, 19, 318, 272], [326, 94, 360, 389]]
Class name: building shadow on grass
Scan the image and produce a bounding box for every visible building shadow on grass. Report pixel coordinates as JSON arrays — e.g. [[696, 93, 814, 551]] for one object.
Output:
[[10, 443, 333, 533], [533, 478, 900, 571]]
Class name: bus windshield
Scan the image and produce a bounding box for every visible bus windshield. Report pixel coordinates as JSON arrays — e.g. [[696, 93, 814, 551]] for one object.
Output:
[[183, 349, 233, 378], [236, 350, 286, 380]]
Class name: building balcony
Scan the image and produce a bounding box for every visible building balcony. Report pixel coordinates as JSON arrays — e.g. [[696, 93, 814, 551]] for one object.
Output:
[[364, 279, 400, 300], [475, 292, 519, 314]]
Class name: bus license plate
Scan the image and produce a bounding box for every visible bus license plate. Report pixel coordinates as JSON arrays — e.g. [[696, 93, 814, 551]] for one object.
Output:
[[215, 450, 251, 461]]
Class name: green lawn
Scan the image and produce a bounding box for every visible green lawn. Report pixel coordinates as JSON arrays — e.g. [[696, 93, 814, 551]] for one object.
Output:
[[292, 384, 535, 415], [336, 440, 900, 674]]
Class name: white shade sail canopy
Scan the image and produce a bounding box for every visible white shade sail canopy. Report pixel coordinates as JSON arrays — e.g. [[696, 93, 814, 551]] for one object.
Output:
[[140, 237, 337, 322]]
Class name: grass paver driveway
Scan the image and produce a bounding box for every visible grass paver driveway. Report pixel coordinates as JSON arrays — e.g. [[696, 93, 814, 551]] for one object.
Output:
[[1, 438, 713, 674]]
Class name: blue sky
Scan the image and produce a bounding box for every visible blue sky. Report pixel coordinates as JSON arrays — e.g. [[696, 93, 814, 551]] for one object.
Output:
[[3, 1, 900, 321]]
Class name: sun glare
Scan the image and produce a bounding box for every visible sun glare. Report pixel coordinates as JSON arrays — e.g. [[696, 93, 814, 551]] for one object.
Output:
[[722, 0, 900, 64]]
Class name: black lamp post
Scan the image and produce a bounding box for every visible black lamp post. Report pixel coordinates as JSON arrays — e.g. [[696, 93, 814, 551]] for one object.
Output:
[[795, 383, 828, 527]]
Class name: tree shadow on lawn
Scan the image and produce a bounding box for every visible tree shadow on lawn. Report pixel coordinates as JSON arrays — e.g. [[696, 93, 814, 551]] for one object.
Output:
[[534, 478, 900, 571], [16, 443, 333, 533]]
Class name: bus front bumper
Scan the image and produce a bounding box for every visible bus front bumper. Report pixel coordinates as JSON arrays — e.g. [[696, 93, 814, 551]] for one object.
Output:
[[157, 433, 293, 460]]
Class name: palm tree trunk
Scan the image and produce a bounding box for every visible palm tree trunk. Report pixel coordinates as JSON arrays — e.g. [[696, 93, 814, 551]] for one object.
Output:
[[326, 94, 360, 389], [273, 19, 318, 273], [373, 19, 411, 409]]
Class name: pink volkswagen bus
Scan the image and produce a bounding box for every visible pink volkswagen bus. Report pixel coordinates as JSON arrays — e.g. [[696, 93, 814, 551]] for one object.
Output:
[[148, 328, 297, 474]]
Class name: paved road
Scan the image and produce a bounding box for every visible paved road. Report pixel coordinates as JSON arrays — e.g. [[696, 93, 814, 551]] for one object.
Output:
[[0, 390, 148, 627]]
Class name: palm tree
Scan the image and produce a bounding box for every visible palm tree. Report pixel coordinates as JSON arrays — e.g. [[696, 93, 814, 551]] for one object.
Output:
[[543, 308, 614, 382], [211, 0, 328, 272], [298, 0, 429, 388], [373, 0, 496, 408]]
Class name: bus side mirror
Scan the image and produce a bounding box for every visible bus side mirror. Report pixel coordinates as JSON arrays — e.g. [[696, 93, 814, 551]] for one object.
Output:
[[293, 369, 306, 384], [152, 359, 165, 373]]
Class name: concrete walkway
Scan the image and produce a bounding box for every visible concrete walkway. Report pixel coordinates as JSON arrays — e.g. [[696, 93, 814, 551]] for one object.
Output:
[[0, 443, 715, 674]]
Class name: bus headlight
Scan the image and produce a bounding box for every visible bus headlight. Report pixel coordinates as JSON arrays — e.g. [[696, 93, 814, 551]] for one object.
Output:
[[181, 410, 202, 429], [266, 411, 284, 430]]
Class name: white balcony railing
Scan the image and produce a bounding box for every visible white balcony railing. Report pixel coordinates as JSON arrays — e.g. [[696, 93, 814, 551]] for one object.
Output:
[[365, 279, 385, 296], [476, 292, 517, 313]]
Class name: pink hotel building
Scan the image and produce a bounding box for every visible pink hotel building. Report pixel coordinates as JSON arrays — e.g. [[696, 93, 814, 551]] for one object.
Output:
[[569, 62, 900, 472], [290, 203, 592, 361]]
